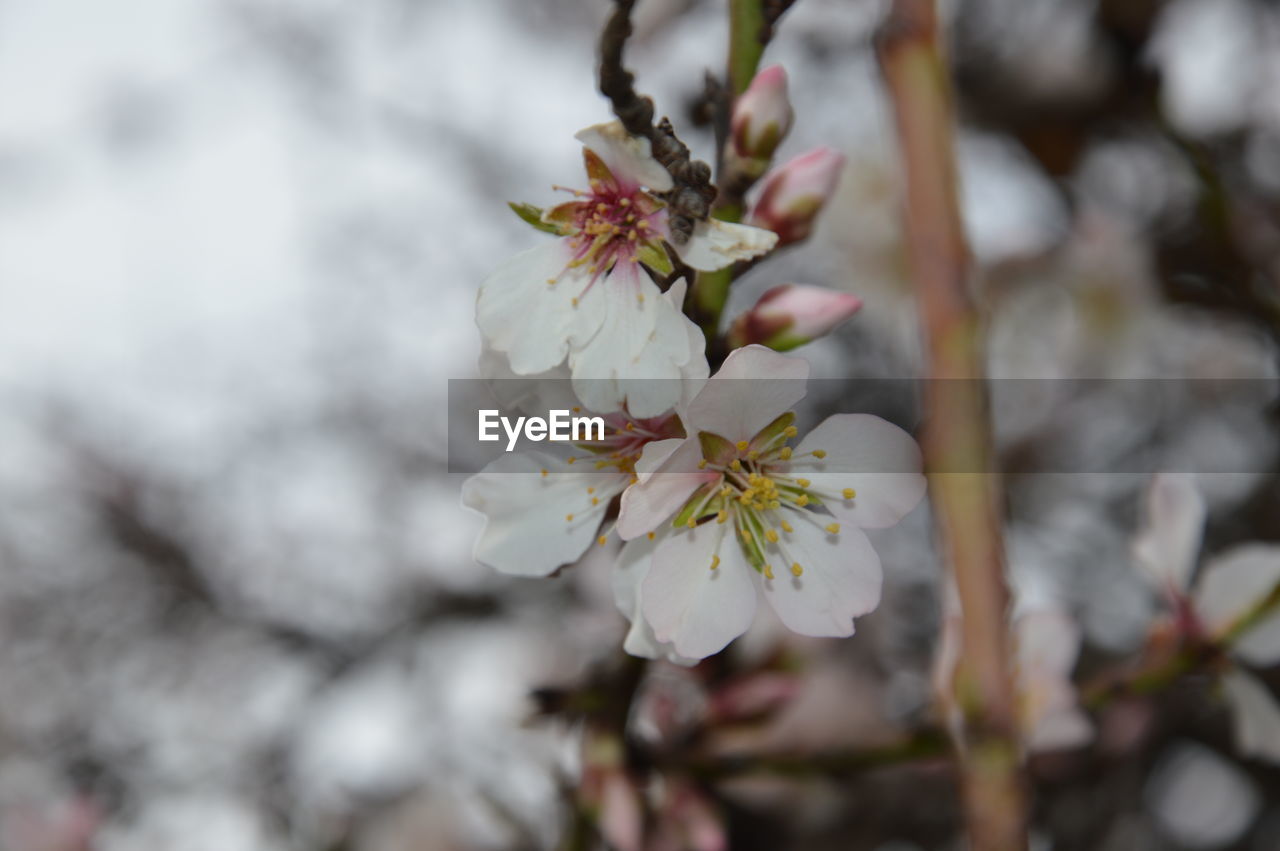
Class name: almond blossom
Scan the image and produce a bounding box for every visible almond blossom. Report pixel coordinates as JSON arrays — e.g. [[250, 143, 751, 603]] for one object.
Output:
[[611, 345, 927, 659], [1133, 473, 1280, 762], [476, 121, 777, 417]]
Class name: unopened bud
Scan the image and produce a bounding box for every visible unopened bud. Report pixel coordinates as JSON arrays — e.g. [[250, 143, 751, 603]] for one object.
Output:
[[747, 147, 845, 246], [730, 65, 793, 163], [728, 284, 862, 351]]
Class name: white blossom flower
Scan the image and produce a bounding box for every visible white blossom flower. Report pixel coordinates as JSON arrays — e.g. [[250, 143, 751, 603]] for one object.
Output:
[[476, 121, 777, 417], [612, 345, 926, 659], [1133, 472, 1280, 763], [461, 407, 685, 579], [933, 583, 1093, 753]]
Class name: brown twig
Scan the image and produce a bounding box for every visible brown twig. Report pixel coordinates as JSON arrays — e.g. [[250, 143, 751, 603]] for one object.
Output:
[[599, 0, 717, 244], [876, 3, 1028, 850]]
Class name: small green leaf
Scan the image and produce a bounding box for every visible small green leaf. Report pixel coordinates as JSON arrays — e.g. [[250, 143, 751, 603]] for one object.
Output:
[[509, 201, 565, 235], [636, 242, 674, 276]]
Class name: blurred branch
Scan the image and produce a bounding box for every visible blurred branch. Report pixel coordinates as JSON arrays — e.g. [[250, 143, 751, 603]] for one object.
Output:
[[875, 3, 1027, 850], [666, 728, 951, 779]]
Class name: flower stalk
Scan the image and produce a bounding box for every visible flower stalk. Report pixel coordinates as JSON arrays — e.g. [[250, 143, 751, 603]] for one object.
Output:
[[875, 2, 1028, 849]]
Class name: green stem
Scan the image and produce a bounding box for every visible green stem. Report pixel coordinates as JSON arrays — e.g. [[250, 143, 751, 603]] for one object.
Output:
[[728, 0, 767, 95]]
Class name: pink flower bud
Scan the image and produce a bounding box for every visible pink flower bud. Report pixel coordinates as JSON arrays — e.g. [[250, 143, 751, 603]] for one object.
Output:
[[727, 284, 862, 351], [730, 65, 793, 162], [747, 147, 846, 246]]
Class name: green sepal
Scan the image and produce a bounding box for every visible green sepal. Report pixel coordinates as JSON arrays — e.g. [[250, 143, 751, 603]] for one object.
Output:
[[636, 241, 674, 276], [672, 483, 720, 529], [509, 201, 566, 235], [698, 431, 737, 466], [749, 411, 796, 451]]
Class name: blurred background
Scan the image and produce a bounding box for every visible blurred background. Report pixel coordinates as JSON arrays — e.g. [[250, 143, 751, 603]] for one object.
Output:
[[1, 0, 1279, 848]]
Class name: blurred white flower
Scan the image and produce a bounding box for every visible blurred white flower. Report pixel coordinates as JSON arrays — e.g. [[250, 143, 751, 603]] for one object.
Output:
[[1133, 472, 1280, 762]]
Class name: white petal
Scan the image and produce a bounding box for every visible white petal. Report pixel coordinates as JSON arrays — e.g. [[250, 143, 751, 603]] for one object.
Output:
[[1223, 669, 1280, 764], [476, 346, 581, 415], [789, 414, 927, 529], [641, 523, 757, 659], [685, 345, 809, 442], [461, 451, 625, 576], [662, 278, 710, 405], [1133, 473, 1205, 595], [1016, 608, 1081, 677], [568, 263, 695, 417], [757, 520, 882, 637], [675, 218, 778, 272], [477, 241, 609, 375], [616, 439, 711, 540], [1015, 609, 1093, 752], [611, 536, 698, 665], [1194, 545, 1280, 666], [575, 121, 674, 192]]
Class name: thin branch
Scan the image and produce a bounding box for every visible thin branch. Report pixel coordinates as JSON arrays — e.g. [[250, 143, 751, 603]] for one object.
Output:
[[599, 0, 717, 245], [876, 3, 1027, 850]]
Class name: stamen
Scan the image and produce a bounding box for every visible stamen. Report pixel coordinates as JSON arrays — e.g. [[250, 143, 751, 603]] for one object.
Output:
[[791, 562, 803, 577], [765, 529, 779, 543], [825, 522, 840, 535], [784, 426, 798, 438], [566, 514, 574, 522], [598, 535, 608, 546], [843, 488, 856, 499], [647, 532, 656, 541], [764, 564, 775, 580], [735, 440, 749, 452], [540, 469, 548, 477], [812, 450, 827, 459], [796, 478, 811, 488], [710, 554, 720, 571]]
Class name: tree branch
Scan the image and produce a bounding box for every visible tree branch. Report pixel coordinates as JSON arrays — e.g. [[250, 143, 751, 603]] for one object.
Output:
[[876, 3, 1028, 849]]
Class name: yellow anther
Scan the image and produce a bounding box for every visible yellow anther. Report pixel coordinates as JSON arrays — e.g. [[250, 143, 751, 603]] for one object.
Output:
[[686, 517, 697, 528], [716, 510, 728, 524], [540, 469, 549, 477], [720, 485, 733, 497], [596, 460, 610, 469], [624, 421, 634, 431], [825, 523, 841, 535], [795, 494, 810, 507], [765, 529, 779, 543], [636, 293, 644, 303], [591, 497, 599, 506], [571, 297, 579, 307], [735, 440, 749, 452], [812, 449, 827, 459], [598, 535, 608, 546], [730, 459, 742, 471], [596, 202, 607, 213], [710, 554, 720, 571], [637, 220, 649, 229], [697, 459, 708, 469], [796, 478, 811, 488], [784, 425, 798, 438], [566, 514, 574, 522], [769, 500, 780, 510], [587, 487, 596, 494], [843, 488, 856, 499], [791, 562, 803, 577], [779, 447, 793, 460], [781, 520, 794, 533], [572, 406, 581, 413], [764, 564, 775, 580], [620, 197, 631, 206], [546, 278, 557, 285], [566, 456, 576, 464], [647, 532, 656, 541], [748, 450, 760, 460]]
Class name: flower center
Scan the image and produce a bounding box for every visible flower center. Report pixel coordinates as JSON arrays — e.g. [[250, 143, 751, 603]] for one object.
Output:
[[672, 412, 856, 579]]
